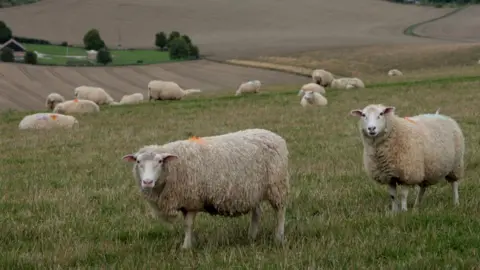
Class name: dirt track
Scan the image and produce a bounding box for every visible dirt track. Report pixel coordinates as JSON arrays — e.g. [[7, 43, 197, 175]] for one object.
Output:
[[0, 0, 476, 111]]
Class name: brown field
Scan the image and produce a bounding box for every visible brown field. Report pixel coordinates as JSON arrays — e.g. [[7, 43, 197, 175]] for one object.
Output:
[[0, 0, 478, 111]]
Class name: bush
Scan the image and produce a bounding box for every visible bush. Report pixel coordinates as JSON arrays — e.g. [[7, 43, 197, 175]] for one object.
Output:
[[60, 41, 68, 47], [168, 37, 190, 60], [167, 31, 181, 45], [188, 44, 200, 59], [181, 35, 192, 45], [96, 48, 112, 65], [0, 20, 12, 44], [0, 47, 14, 62], [24, 51, 37, 64], [83, 29, 106, 51], [11, 36, 51, 45], [155, 32, 167, 50]]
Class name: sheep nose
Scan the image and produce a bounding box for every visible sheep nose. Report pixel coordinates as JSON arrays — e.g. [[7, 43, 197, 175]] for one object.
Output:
[[142, 179, 154, 185], [367, 126, 376, 131]]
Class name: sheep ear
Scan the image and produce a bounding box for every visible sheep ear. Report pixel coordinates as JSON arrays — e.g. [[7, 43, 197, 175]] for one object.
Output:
[[350, 110, 363, 117], [122, 154, 137, 162], [383, 107, 395, 115], [156, 153, 178, 163]]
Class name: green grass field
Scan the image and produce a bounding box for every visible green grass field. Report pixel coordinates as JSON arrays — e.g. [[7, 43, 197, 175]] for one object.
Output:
[[1, 63, 480, 268], [23, 44, 171, 66]]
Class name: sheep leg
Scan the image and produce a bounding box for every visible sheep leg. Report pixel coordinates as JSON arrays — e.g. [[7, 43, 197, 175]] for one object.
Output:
[[248, 205, 262, 240], [398, 185, 409, 211], [388, 183, 399, 212], [413, 185, 426, 209], [451, 181, 459, 206], [275, 206, 286, 244], [446, 172, 460, 206], [181, 212, 197, 249]]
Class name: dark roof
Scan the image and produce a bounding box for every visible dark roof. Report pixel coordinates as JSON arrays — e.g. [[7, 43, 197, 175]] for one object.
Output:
[[0, 39, 26, 52]]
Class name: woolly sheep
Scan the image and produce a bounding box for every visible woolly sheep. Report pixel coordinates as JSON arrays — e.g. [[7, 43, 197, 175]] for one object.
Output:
[[53, 99, 100, 114], [350, 104, 465, 212], [300, 91, 327, 107], [331, 77, 365, 89], [19, 113, 79, 130], [74, 86, 115, 105], [388, 69, 403, 76], [122, 128, 289, 249], [311, 69, 335, 87], [298, 83, 326, 97], [148, 80, 202, 101], [45, 93, 65, 110], [235, 80, 262, 96], [116, 93, 144, 105]]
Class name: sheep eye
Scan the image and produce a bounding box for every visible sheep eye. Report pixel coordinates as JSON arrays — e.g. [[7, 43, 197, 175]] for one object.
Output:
[[379, 112, 384, 116], [136, 160, 140, 164], [361, 113, 366, 117]]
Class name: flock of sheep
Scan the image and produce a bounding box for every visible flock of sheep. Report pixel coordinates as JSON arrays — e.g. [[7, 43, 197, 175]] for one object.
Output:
[[14, 66, 465, 250]]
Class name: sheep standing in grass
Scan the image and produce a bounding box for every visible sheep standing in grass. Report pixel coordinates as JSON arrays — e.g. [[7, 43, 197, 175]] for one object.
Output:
[[298, 83, 326, 97], [388, 69, 403, 76], [53, 99, 100, 114], [122, 128, 289, 249], [116, 93, 144, 105], [45, 93, 65, 110], [300, 91, 327, 107], [311, 69, 334, 87], [331, 77, 365, 89], [19, 113, 79, 130], [350, 104, 465, 212], [148, 80, 202, 101], [235, 80, 262, 96], [74, 86, 115, 105]]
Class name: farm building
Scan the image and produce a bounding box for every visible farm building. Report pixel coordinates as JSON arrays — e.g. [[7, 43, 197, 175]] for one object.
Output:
[[0, 38, 26, 59]]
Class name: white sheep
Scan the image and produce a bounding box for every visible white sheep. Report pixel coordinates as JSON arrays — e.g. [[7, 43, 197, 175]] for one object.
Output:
[[311, 69, 335, 87], [18, 113, 79, 130], [45, 93, 65, 110], [116, 93, 144, 105], [148, 80, 202, 101], [350, 104, 465, 212], [297, 83, 326, 97], [53, 99, 100, 114], [388, 69, 403, 76], [300, 91, 327, 107], [74, 86, 115, 105], [235, 80, 262, 96], [121, 128, 289, 249], [331, 77, 365, 89]]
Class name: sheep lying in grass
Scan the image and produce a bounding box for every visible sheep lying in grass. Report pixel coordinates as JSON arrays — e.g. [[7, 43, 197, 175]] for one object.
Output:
[[235, 80, 262, 96], [311, 69, 334, 87], [114, 93, 144, 105], [298, 83, 326, 97], [74, 86, 115, 105], [148, 80, 202, 101], [331, 77, 365, 89], [53, 99, 100, 114], [300, 91, 327, 107], [350, 104, 465, 212], [388, 69, 403, 76], [122, 128, 289, 249], [45, 93, 65, 110], [19, 113, 79, 130]]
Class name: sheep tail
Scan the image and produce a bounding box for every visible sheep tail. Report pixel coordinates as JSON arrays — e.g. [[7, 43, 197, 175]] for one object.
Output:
[[435, 108, 440, 115]]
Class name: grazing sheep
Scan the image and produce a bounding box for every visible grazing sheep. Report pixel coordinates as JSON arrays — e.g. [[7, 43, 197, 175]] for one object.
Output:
[[235, 80, 262, 96], [45, 93, 65, 110], [122, 128, 289, 249], [298, 83, 326, 97], [117, 93, 144, 105], [331, 77, 365, 89], [19, 113, 79, 130], [74, 86, 115, 105], [148, 80, 202, 101], [350, 104, 465, 212], [388, 69, 403, 76], [53, 99, 100, 114], [300, 91, 327, 107], [311, 69, 335, 87]]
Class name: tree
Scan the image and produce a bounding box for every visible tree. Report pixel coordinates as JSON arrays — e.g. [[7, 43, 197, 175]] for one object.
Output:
[[181, 34, 192, 45], [167, 31, 181, 45], [155, 32, 167, 50], [0, 48, 14, 62], [24, 51, 37, 65], [188, 44, 200, 59], [168, 37, 189, 60], [0, 20, 12, 44], [96, 48, 112, 65], [83, 28, 106, 51]]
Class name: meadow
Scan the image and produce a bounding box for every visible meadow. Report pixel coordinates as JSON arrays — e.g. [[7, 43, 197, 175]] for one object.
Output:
[[1, 69, 480, 268]]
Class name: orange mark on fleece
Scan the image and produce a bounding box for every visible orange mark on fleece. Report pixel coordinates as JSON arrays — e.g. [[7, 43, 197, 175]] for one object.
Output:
[[188, 136, 206, 144], [73, 98, 79, 103], [404, 117, 416, 124], [50, 114, 58, 120]]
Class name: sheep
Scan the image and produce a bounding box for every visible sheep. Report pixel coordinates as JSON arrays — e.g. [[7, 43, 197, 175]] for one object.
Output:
[[116, 93, 144, 105], [74, 85, 115, 105], [45, 93, 65, 110], [19, 113, 79, 130], [297, 83, 326, 97], [350, 104, 465, 212], [300, 91, 327, 107], [148, 80, 202, 101], [311, 69, 335, 87], [235, 80, 262, 96], [121, 128, 289, 249], [331, 77, 365, 89], [388, 69, 403, 76], [53, 99, 100, 114]]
